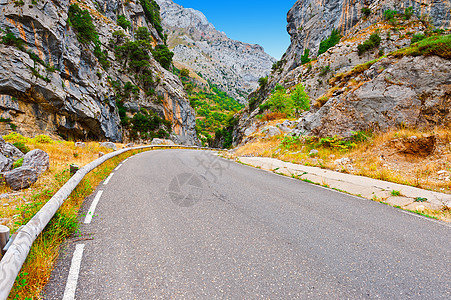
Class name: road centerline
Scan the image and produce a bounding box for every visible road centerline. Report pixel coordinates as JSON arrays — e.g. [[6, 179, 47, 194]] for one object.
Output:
[[62, 244, 85, 300], [84, 191, 104, 224]]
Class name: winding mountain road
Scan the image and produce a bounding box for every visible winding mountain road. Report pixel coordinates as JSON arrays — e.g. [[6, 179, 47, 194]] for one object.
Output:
[[44, 149, 450, 299]]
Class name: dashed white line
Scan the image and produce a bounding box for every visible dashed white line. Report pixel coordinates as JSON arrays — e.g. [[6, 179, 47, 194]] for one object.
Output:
[[114, 163, 123, 171], [62, 244, 85, 300], [103, 173, 114, 185], [84, 190, 103, 224]]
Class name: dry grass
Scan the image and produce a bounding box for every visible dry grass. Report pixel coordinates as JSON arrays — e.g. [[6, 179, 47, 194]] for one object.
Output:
[[0, 133, 144, 299], [233, 128, 451, 221]]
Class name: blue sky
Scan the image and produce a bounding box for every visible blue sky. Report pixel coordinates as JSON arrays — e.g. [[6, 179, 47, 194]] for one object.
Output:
[[171, 0, 296, 59]]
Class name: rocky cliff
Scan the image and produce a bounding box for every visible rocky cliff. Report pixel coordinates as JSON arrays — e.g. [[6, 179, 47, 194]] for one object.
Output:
[[234, 0, 450, 145], [155, 0, 276, 104], [0, 0, 198, 145]]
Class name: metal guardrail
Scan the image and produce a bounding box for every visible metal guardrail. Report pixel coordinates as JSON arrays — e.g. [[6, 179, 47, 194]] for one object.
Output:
[[0, 145, 217, 299]]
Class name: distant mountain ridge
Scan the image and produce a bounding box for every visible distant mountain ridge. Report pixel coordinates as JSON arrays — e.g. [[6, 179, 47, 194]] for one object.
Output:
[[156, 0, 276, 103]]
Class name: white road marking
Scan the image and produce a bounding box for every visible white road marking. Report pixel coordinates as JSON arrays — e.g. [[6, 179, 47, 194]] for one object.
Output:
[[114, 164, 123, 171], [62, 244, 85, 300], [103, 173, 114, 185], [84, 191, 103, 224]]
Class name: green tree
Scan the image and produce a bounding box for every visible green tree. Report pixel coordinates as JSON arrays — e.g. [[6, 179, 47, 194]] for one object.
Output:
[[67, 4, 98, 44], [151, 44, 174, 70], [117, 15, 131, 30], [318, 29, 341, 56], [258, 76, 268, 88], [290, 84, 310, 115], [300, 48, 311, 64]]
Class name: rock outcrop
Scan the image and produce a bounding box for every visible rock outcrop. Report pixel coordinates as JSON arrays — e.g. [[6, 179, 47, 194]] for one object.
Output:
[[0, 0, 198, 145], [156, 0, 276, 104], [234, 0, 450, 144]]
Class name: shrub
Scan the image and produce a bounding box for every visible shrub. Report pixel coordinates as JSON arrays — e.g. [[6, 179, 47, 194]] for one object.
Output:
[[403, 6, 414, 20], [3, 132, 30, 144], [383, 9, 398, 21], [318, 29, 341, 56], [1, 32, 25, 51], [94, 42, 110, 70], [139, 0, 164, 39], [117, 15, 131, 30], [260, 85, 292, 115], [290, 83, 310, 114], [13, 142, 30, 154], [13, 158, 24, 169], [258, 76, 268, 88], [300, 48, 311, 64], [320, 65, 331, 76], [361, 7, 371, 18], [180, 68, 190, 77], [357, 33, 381, 55], [151, 44, 174, 70], [135, 26, 151, 42], [411, 33, 426, 44], [271, 59, 286, 72], [33, 134, 54, 144], [68, 4, 98, 44]]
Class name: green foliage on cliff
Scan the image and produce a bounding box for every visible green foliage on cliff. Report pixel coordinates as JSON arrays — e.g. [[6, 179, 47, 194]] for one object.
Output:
[[260, 84, 310, 117], [117, 15, 131, 30], [392, 34, 451, 59], [68, 4, 98, 44], [139, 0, 164, 40], [151, 44, 174, 70], [129, 108, 172, 140], [318, 29, 341, 56], [175, 68, 243, 146], [300, 49, 311, 64], [357, 33, 381, 55]]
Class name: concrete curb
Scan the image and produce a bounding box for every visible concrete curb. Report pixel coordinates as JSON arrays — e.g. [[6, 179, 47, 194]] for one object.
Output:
[[237, 156, 451, 212]]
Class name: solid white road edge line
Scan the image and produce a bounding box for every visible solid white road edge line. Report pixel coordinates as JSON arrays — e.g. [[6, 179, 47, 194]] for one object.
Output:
[[62, 244, 85, 300], [103, 173, 114, 185], [84, 191, 104, 224], [114, 163, 123, 171]]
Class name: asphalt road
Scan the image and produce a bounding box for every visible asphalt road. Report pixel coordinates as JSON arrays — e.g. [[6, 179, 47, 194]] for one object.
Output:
[[44, 149, 450, 299]]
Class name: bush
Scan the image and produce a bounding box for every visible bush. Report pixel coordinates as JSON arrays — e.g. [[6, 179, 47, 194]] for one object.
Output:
[[117, 15, 131, 30], [3, 132, 30, 144], [151, 44, 174, 70], [13, 142, 30, 154], [68, 4, 98, 44], [1, 32, 25, 51], [318, 29, 341, 56], [139, 0, 164, 39], [320, 65, 331, 76], [411, 33, 426, 44], [383, 9, 398, 21], [300, 49, 311, 64], [135, 26, 151, 42], [180, 68, 190, 77], [129, 109, 171, 139], [13, 158, 24, 169], [33, 134, 54, 144], [258, 76, 268, 88], [361, 7, 371, 18], [403, 6, 414, 20], [290, 84, 310, 114], [357, 33, 381, 55]]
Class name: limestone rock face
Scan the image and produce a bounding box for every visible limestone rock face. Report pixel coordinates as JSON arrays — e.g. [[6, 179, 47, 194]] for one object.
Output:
[[235, 0, 450, 144], [284, 0, 451, 75], [0, 0, 198, 145], [156, 0, 276, 104], [296, 56, 451, 137]]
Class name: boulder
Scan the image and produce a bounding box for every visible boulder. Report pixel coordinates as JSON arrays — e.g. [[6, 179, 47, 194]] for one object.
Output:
[[262, 126, 281, 137], [0, 153, 12, 172], [4, 167, 39, 190], [126, 143, 135, 148], [100, 142, 117, 151], [0, 137, 24, 161], [22, 149, 50, 175], [309, 149, 319, 156]]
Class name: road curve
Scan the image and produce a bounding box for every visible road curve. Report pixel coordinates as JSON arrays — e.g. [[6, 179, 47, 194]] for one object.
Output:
[[44, 149, 450, 299]]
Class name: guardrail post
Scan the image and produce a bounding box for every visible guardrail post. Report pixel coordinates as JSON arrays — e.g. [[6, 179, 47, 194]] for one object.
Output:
[[0, 225, 10, 257]]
